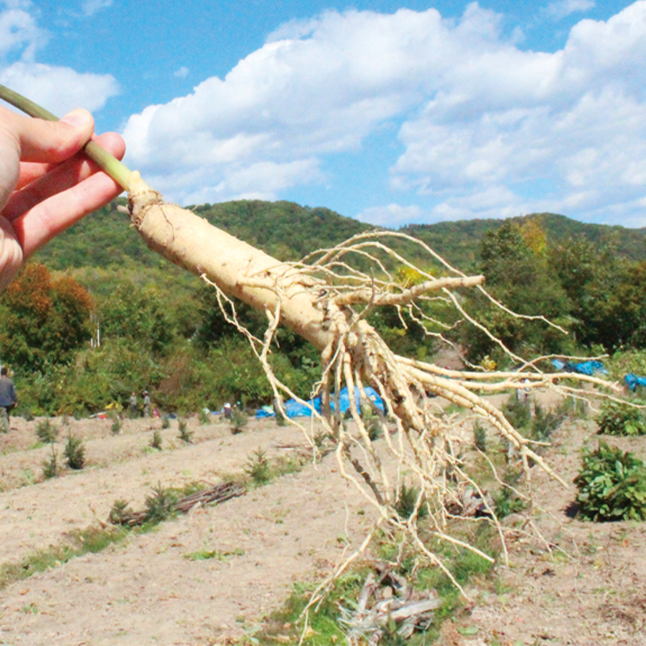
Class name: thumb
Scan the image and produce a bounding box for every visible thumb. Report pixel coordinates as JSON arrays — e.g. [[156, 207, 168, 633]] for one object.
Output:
[[15, 108, 95, 164]]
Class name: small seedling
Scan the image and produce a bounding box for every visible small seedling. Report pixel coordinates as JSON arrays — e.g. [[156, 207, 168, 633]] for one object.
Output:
[[161, 414, 170, 429], [394, 483, 428, 521], [64, 435, 85, 470], [178, 419, 192, 443], [230, 408, 248, 434], [108, 499, 133, 526], [110, 412, 122, 435], [503, 394, 532, 429], [35, 418, 58, 444], [42, 446, 59, 479], [150, 430, 163, 450], [244, 448, 272, 485], [144, 483, 177, 523], [198, 409, 210, 425], [473, 422, 487, 452]]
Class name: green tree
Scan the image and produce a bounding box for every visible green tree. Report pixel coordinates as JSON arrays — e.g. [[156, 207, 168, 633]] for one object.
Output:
[[0, 264, 94, 372], [461, 221, 572, 362]]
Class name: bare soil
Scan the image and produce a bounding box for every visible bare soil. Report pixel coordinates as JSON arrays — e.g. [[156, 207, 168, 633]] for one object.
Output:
[[0, 398, 644, 646]]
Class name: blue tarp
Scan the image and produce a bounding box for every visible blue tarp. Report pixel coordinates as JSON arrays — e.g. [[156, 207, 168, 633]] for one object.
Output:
[[551, 359, 608, 376], [625, 374, 646, 391], [255, 386, 384, 419]]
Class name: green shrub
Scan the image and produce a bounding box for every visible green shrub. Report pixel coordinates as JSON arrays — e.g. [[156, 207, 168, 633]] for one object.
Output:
[[198, 409, 210, 425], [64, 435, 85, 470], [574, 441, 646, 522], [161, 414, 170, 429], [596, 400, 646, 436], [35, 419, 58, 444]]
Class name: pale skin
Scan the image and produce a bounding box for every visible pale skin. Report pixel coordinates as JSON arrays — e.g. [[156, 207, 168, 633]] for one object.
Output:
[[0, 105, 126, 291]]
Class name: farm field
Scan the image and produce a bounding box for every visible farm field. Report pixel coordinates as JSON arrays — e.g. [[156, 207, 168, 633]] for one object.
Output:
[[0, 396, 643, 646]]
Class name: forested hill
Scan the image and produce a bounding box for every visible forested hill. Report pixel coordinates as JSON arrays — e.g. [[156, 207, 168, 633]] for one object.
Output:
[[402, 212, 646, 267], [33, 199, 646, 272], [33, 198, 372, 271]]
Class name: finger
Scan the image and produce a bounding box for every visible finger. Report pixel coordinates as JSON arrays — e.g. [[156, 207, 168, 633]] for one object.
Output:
[[1, 106, 95, 163], [0, 217, 23, 293], [13, 167, 126, 258], [2, 132, 126, 222], [14, 131, 112, 191]]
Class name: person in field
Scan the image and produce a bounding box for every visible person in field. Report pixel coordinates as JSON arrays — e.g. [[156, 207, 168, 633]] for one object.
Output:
[[0, 366, 17, 433]]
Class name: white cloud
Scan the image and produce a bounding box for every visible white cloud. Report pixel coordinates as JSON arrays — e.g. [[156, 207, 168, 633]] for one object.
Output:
[[544, 0, 595, 21], [174, 66, 189, 79], [0, 3, 45, 61], [121, 2, 646, 223], [0, 4, 119, 116], [81, 0, 112, 17], [0, 61, 119, 115]]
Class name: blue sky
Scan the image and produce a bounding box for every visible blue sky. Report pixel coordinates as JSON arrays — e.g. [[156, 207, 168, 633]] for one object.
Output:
[[1, 0, 645, 228]]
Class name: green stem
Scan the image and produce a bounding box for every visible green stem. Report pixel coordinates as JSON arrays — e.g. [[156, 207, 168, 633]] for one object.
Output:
[[0, 83, 133, 191]]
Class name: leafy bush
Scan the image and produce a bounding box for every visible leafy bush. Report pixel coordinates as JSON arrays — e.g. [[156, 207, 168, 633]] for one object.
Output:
[[64, 435, 85, 470], [161, 414, 170, 429], [35, 419, 58, 444], [596, 400, 646, 436], [574, 441, 646, 521]]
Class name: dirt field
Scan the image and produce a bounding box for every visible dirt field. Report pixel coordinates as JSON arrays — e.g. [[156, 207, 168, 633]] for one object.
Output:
[[0, 399, 644, 646]]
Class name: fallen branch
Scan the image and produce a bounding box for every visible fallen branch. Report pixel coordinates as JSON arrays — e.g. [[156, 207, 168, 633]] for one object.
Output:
[[109, 481, 245, 527]]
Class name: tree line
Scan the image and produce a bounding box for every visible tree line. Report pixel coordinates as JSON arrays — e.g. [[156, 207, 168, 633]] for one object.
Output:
[[1, 200, 644, 416]]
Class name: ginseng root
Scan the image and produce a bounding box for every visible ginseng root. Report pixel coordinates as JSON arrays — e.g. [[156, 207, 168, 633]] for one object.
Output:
[[1, 84, 620, 582]]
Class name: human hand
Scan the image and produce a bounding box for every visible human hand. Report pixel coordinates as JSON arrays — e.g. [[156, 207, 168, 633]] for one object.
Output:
[[0, 105, 126, 291]]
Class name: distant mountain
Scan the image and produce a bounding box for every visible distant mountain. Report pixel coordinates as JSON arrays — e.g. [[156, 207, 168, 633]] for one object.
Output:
[[34, 198, 373, 272], [33, 199, 646, 274], [403, 212, 646, 268]]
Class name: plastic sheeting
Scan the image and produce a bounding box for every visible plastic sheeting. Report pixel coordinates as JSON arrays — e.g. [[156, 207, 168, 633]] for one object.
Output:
[[551, 359, 608, 376], [255, 386, 384, 418], [625, 374, 646, 391]]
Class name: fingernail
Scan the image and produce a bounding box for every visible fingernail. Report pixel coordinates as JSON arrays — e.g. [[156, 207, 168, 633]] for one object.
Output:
[[60, 108, 93, 129]]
